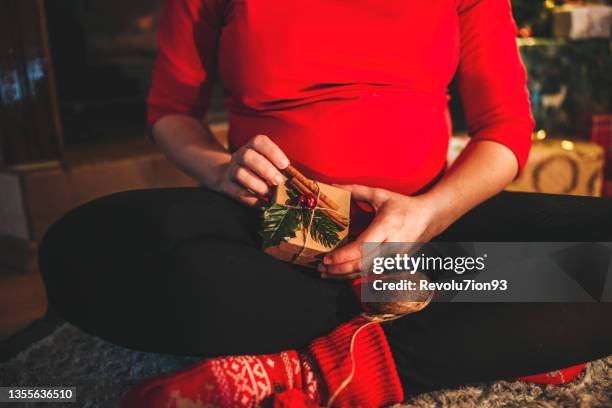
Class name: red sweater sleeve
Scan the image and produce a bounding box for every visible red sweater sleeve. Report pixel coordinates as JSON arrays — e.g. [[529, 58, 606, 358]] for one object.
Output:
[[456, 0, 535, 172], [147, 0, 221, 128]]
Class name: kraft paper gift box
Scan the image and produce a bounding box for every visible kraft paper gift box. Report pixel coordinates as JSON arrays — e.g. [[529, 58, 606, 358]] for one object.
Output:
[[261, 179, 350, 268]]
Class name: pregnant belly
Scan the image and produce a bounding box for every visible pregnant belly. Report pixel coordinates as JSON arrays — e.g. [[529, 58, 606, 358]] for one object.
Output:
[[228, 87, 451, 196]]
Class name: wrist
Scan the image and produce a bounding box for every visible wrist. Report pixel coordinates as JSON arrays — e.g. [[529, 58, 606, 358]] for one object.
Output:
[[413, 191, 458, 237]]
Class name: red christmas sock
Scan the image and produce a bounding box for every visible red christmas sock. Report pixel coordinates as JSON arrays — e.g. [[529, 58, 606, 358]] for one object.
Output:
[[516, 363, 587, 385], [308, 316, 404, 408], [121, 316, 404, 408], [121, 350, 319, 408]]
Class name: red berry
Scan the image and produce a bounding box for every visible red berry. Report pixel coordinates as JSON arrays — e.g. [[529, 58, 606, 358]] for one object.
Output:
[[299, 194, 317, 210]]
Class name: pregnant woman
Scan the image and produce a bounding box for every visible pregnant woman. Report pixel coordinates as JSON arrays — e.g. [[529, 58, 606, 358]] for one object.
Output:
[[39, 1, 612, 407]]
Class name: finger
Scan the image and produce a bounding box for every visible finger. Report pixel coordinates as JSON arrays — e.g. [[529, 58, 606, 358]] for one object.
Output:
[[321, 271, 362, 281], [231, 165, 270, 196], [237, 194, 260, 207], [319, 258, 362, 275], [249, 134, 290, 170], [221, 181, 259, 207], [332, 184, 375, 201], [334, 184, 391, 210], [237, 147, 285, 186], [323, 217, 388, 265]]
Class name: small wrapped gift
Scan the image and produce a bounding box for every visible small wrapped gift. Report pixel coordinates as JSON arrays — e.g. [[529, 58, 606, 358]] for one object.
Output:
[[260, 166, 350, 268], [591, 114, 612, 197], [553, 4, 612, 40], [506, 138, 604, 197], [448, 135, 605, 197]]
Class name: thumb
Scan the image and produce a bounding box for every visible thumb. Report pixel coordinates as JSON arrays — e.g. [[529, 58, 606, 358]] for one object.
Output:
[[333, 184, 379, 203]]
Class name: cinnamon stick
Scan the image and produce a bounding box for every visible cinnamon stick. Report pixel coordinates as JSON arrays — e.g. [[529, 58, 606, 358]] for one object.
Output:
[[283, 165, 340, 211], [288, 176, 348, 229]]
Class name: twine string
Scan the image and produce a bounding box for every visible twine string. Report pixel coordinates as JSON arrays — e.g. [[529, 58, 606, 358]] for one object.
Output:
[[282, 182, 408, 406]]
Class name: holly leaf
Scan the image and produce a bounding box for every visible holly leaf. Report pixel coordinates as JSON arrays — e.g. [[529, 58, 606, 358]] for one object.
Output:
[[260, 204, 301, 249], [306, 209, 342, 248]]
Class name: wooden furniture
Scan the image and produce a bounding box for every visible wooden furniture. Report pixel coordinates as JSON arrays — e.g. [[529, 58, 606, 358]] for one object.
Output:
[[0, 0, 63, 166]]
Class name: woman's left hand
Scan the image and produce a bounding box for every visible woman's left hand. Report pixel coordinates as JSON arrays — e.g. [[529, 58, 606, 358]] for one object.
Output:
[[318, 184, 447, 279]]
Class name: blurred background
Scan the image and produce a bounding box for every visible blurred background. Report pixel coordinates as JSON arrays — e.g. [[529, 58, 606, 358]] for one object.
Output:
[[0, 0, 611, 357]]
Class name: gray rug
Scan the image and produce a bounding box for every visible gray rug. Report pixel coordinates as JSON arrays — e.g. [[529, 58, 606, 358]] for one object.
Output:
[[1, 324, 610, 408]]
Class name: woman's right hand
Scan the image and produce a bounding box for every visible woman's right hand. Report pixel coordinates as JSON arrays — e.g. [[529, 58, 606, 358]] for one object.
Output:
[[216, 134, 290, 206]]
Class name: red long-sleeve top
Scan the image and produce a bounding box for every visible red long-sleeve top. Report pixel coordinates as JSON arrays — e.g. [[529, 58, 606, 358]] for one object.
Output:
[[148, 0, 534, 195]]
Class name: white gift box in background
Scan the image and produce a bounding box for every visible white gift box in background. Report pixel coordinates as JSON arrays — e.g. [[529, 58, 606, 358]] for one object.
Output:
[[553, 4, 612, 40]]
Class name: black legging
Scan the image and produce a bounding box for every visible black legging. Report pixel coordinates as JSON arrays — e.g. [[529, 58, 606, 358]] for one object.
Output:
[[38, 188, 612, 398]]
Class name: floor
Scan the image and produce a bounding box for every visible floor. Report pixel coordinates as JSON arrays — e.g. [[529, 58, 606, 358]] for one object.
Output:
[[0, 266, 53, 361], [0, 266, 47, 341]]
